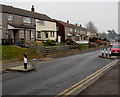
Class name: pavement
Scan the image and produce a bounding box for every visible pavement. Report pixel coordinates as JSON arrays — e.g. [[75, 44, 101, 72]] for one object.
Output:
[[77, 60, 119, 96], [2, 57, 53, 74], [6, 63, 34, 72]]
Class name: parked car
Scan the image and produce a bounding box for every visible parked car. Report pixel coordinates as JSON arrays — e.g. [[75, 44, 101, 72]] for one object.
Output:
[[111, 44, 120, 56]]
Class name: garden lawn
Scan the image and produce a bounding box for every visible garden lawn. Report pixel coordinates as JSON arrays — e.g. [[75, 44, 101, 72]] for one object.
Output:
[[2, 45, 40, 61]]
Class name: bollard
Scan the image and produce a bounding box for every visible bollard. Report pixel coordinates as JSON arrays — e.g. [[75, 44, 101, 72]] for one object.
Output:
[[102, 49, 104, 57], [104, 48, 106, 57], [24, 53, 27, 69], [108, 48, 111, 57], [105, 48, 108, 57]]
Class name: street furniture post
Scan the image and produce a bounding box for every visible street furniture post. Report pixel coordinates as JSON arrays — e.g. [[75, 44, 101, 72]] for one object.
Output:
[[24, 53, 27, 69], [102, 48, 104, 57]]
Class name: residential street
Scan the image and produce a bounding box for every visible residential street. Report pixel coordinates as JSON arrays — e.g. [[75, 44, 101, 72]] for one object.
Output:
[[2, 50, 115, 95]]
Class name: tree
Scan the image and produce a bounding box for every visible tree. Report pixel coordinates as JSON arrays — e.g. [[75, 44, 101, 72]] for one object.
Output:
[[107, 29, 117, 41], [86, 21, 98, 33]]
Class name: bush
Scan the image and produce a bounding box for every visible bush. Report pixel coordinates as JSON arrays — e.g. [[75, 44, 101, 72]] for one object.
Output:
[[16, 39, 25, 47], [36, 41, 43, 45], [2, 39, 13, 45], [65, 39, 77, 45], [44, 40, 56, 46], [88, 43, 96, 48]]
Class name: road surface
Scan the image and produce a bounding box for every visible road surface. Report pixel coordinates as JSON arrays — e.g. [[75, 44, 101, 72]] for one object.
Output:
[[2, 50, 115, 95]]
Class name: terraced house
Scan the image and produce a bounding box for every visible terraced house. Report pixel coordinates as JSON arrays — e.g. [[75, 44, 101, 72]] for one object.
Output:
[[55, 20, 98, 43], [0, 4, 57, 45], [55, 20, 88, 42], [36, 17, 57, 42]]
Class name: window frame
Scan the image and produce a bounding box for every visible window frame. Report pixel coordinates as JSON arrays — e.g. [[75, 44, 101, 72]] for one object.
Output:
[[23, 17, 31, 23], [37, 20, 45, 26], [37, 31, 41, 38], [8, 14, 13, 21]]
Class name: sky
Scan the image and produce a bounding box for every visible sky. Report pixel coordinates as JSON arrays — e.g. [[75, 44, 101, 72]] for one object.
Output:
[[0, 0, 119, 33]]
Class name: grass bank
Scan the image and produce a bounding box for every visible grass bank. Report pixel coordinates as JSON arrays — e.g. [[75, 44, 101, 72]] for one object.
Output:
[[2, 45, 41, 63]]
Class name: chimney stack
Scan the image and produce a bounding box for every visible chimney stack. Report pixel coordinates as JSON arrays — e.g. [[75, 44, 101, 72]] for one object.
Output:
[[67, 20, 69, 23], [31, 5, 35, 12]]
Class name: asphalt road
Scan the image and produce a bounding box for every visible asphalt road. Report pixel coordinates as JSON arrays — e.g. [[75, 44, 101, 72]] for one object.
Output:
[[2, 50, 115, 95]]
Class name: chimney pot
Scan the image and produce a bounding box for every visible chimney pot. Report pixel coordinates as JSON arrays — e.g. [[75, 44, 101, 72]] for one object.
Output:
[[31, 5, 35, 12], [67, 20, 69, 23]]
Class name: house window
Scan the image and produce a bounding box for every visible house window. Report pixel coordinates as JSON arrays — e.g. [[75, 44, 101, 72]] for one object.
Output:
[[52, 32, 55, 37], [50, 32, 55, 37], [37, 31, 41, 38], [70, 28, 73, 32], [45, 32, 48, 38], [50, 32, 52, 37], [8, 14, 13, 20], [37, 20, 45, 26], [74, 29, 77, 32], [6, 32, 8, 37], [21, 30, 24, 37], [23, 17, 31, 23], [25, 31, 28, 37], [31, 31, 34, 38]]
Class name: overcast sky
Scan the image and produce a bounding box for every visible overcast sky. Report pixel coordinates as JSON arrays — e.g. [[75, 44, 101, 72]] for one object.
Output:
[[0, 0, 118, 33]]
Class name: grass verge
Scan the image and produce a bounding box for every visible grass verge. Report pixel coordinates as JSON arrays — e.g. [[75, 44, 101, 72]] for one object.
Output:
[[2, 45, 42, 63]]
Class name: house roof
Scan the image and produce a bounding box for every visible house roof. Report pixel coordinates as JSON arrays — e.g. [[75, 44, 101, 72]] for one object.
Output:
[[1, 4, 53, 21], [55, 20, 98, 34], [8, 23, 35, 29], [55, 20, 87, 31]]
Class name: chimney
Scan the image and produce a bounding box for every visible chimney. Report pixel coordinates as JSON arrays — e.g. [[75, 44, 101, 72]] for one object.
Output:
[[31, 5, 35, 12], [67, 20, 69, 23]]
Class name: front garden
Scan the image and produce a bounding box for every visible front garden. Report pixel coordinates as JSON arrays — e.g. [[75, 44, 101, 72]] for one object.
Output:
[[1, 38, 108, 64]]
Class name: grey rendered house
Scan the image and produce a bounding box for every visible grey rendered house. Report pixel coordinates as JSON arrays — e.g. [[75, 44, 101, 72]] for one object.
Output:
[[0, 4, 54, 45]]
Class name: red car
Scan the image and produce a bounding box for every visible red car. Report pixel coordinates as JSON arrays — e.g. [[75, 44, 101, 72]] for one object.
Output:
[[111, 44, 120, 56]]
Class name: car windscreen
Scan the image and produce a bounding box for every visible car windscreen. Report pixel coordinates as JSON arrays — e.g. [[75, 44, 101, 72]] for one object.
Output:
[[112, 45, 120, 48]]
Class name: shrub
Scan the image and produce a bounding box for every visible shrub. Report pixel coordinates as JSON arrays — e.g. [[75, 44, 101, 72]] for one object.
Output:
[[44, 40, 56, 46], [36, 41, 43, 45], [65, 39, 76, 45], [2, 39, 13, 45]]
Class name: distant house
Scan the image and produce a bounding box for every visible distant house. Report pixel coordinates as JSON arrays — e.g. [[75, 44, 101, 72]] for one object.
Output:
[[0, 4, 57, 45], [54, 20, 88, 42], [86, 29, 98, 39]]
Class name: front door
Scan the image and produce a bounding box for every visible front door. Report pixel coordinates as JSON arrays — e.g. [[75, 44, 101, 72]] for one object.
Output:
[[12, 29, 19, 44]]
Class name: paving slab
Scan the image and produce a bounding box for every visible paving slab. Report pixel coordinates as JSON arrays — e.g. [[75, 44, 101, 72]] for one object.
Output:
[[77, 63, 119, 96], [99, 56, 118, 59], [6, 63, 34, 72]]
